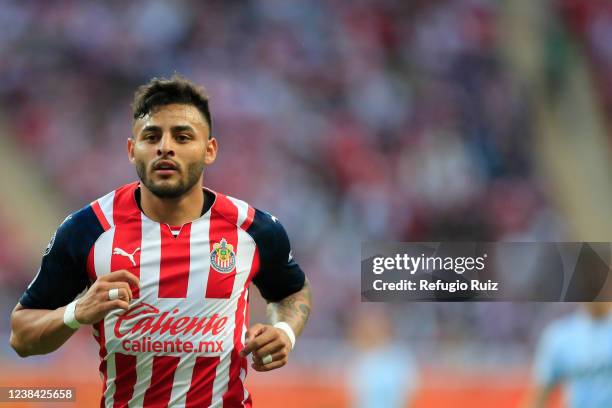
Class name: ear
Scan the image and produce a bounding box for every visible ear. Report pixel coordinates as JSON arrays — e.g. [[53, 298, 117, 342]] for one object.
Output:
[[127, 137, 136, 164], [204, 137, 218, 165]]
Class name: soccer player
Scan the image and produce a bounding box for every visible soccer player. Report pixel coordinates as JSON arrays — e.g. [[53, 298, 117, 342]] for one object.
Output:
[[347, 306, 418, 408], [526, 303, 612, 408], [9, 75, 311, 407]]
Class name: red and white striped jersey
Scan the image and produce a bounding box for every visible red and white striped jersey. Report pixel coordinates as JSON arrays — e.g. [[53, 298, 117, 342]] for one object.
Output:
[[20, 181, 306, 408]]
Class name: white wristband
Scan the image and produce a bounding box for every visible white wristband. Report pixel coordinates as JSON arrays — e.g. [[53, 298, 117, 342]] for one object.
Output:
[[274, 322, 296, 350], [63, 299, 81, 329]]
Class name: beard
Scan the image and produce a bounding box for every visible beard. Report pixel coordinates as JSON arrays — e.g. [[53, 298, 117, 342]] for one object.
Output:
[[136, 159, 204, 199]]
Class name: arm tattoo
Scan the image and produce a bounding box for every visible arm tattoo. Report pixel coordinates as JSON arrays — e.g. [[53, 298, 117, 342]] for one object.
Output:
[[267, 278, 311, 337]]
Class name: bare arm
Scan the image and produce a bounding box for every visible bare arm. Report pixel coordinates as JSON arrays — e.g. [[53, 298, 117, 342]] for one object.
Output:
[[266, 277, 311, 337], [10, 270, 138, 357], [241, 278, 312, 371], [10, 303, 78, 357]]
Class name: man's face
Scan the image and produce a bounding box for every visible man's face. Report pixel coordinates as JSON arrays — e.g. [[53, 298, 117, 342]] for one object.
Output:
[[128, 103, 217, 199]]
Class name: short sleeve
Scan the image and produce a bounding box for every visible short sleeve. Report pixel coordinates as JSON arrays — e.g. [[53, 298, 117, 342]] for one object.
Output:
[[19, 205, 104, 310], [248, 209, 306, 301]]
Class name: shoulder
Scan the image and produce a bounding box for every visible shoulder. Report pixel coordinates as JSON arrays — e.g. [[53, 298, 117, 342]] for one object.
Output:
[[210, 190, 286, 238], [54, 204, 103, 241], [19, 202, 105, 309], [247, 208, 287, 240], [52, 184, 129, 255], [208, 190, 254, 228], [539, 313, 583, 351], [49, 204, 105, 255], [65, 203, 102, 229], [89, 182, 139, 229], [547, 313, 584, 334], [209, 190, 294, 257], [246, 207, 293, 262]]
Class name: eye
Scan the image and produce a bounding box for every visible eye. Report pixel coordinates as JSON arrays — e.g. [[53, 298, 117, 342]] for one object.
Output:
[[176, 134, 191, 142], [142, 134, 158, 142]]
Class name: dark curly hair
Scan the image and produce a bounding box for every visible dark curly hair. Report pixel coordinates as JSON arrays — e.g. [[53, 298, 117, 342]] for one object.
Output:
[[132, 74, 212, 137]]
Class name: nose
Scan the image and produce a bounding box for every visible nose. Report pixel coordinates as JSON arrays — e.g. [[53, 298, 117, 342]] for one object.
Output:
[[157, 133, 175, 157]]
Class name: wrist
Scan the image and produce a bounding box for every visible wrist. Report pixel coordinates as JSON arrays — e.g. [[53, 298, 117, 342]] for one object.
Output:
[[63, 299, 82, 329], [273, 322, 296, 350]]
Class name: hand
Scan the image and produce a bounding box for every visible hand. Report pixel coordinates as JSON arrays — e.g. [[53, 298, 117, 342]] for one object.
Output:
[[240, 323, 292, 372], [74, 270, 140, 325]]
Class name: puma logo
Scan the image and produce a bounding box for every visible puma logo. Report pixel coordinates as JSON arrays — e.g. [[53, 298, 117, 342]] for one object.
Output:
[[113, 247, 140, 266]]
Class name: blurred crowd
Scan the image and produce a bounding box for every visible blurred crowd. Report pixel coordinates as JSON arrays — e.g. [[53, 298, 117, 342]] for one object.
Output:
[[557, 0, 612, 122], [0, 0, 574, 362]]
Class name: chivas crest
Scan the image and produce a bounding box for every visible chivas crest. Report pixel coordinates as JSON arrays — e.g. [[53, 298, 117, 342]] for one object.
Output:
[[210, 238, 236, 273]]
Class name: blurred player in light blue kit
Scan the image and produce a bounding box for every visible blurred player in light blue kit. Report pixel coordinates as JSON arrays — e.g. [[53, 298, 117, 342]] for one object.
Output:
[[347, 306, 418, 408], [527, 303, 612, 408]]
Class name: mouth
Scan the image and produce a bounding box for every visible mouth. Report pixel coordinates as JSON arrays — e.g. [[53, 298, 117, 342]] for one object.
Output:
[[152, 160, 179, 175]]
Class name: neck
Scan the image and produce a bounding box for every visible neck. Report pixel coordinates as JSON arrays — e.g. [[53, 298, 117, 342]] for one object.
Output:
[[139, 182, 204, 226], [585, 302, 612, 320]]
